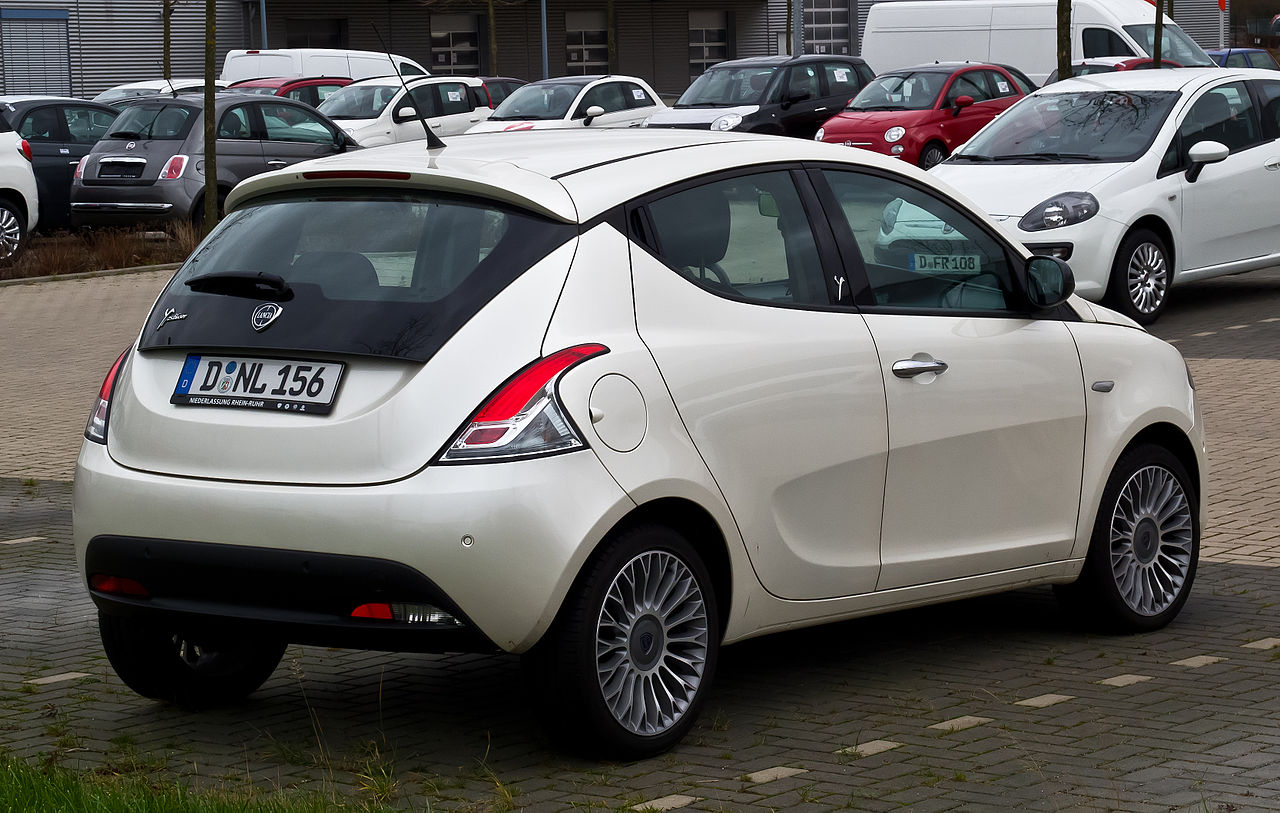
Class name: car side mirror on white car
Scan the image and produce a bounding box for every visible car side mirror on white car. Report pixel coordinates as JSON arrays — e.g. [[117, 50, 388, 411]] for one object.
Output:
[[583, 105, 606, 126], [1023, 255, 1075, 310], [1186, 140, 1229, 183], [392, 106, 418, 124]]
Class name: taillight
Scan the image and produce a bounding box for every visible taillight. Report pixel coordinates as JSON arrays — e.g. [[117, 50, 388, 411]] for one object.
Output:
[[73, 155, 88, 180], [159, 154, 188, 180], [17, 139, 31, 162], [440, 344, 608, 463], [84, 347, 131, 444]]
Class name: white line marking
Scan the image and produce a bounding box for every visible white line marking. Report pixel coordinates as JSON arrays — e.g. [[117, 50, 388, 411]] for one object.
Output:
[[0, 536, 44, 545], [25, 672, 91, 686]]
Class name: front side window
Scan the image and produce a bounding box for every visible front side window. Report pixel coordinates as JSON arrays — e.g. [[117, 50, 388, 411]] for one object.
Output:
[[823, 61, 862, 98], [958, 90, 1180, 163], [944, 73, 991, 106], [139, 193, 577, 362], [786, 65, 821, 101], [642, 171, 829, 307], [822, 169, 1015, 313], [1082, 28, 1136, 58], [1172, 82, 1260, 166], [575, 82, 628, 117], [259, 102, 335, 143]]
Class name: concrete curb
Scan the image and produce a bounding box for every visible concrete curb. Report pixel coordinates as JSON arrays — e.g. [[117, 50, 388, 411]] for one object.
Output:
[[0, 261, 182, 288]]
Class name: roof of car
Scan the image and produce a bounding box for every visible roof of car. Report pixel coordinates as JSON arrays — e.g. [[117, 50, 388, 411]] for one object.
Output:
[[892, 61, 1003, 74], [226, 128, 930, 225], [711, 54, 866, 68], [1039, 66, 1268, 93], [1206, 47, 1268, 55], [344, 74, 482, 88], [105, 78, 227, 91], [0, 95, 97, 106]]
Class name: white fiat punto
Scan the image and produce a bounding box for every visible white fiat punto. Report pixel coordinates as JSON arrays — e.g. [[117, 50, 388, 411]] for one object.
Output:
[[75, 129, 1204, 759]]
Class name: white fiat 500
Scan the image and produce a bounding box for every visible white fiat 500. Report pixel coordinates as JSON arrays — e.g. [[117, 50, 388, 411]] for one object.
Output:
[[75, 130, 1204, 759], [464, 75, 664, 133], [933, 67, 1280, 324]]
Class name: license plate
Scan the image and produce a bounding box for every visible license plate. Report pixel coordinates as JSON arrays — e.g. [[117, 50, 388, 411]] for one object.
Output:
[[171, 355, 344, 414], [911, 253, 981, 273]]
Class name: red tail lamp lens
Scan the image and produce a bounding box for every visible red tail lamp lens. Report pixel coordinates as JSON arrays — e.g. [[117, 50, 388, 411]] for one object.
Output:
[[90, 575, 150, 597], [18, 139, 32, 162], [351, 603, 394, 620], [474, 344, 609, 422], [159, 155, 188, 180], [84, 346, 131, 444]]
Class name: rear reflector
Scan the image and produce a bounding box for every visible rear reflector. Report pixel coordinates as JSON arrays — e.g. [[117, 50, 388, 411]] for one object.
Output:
[[351, 602, 394, 620], [90, 574, 150, 597]]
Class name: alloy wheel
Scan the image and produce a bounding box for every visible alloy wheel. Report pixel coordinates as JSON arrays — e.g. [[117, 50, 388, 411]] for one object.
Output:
[[595, 550, 710, 736], [1109, 465, 1194, 616], [0, 206, 21, 259], [1125, 242, 1168, 315]]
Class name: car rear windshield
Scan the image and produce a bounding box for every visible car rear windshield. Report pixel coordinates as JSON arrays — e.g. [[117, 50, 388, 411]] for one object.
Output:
[[139, 192, 577, 363], [676, 66, 778, 107], [106, 104, 196, 140], [955, 90, 1179, 163]]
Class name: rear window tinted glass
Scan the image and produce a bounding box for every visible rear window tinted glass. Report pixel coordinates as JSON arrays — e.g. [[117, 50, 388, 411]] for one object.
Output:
[[107, 104, 195, 140], [140, 192, 577, 363]]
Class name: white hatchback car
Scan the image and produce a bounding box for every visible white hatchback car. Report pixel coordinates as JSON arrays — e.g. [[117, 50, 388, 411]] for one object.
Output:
[[317, 74, 490, 146], [933, 68, 1280, 324], [75, 130, 1204, 759], [93, 78, 230, 107], [465, 75, 664, 133], [0, 114, 38, 260]]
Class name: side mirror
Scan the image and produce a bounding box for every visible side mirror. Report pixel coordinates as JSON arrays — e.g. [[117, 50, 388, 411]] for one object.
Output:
[[583, 104, 606, 125], [1185, 139, 1229, 183], [1023, 255, 1075, 310], [392, 106, 418, 124], [952, 95, 975, 116]]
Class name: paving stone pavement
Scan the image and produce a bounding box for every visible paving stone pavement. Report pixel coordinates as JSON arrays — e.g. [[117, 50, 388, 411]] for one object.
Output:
[[2, 268, 1280, 811]]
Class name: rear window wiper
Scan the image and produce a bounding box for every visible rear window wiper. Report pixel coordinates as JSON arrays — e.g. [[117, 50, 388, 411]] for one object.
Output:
[[184, 271, 293, 300]]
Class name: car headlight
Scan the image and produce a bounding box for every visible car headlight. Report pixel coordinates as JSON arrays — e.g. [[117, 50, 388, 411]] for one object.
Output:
[[884, 126, 906, 143], [1018, 192, 1099, 232], [815, 127, 825, 141], [711, 113, 742, 131]]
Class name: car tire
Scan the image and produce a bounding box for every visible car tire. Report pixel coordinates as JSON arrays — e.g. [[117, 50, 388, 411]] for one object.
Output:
[[98, 613, 285, 708], [1054, 444, 1198, 633], [0, 198, 28, 262], [1105, 228, 1171, 325], [918, 142, 948, 169], [191, 189, 228, 230], [524, 524, 720, 759]]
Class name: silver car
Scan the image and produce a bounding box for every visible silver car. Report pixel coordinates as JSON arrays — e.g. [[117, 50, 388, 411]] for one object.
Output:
[[71, 92, 354, 227]]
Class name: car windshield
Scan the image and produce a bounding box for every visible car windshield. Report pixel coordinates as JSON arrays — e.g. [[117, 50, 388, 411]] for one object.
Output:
[[488, 83, 581, 120], [317, 84, 400, 120], [1123, 24, 1216, 67], [106, 104, 195, 140], [848, 72, 947, 111], [955, 90, 1180, 163], [675, 66, 778, 107], [139, 192, 577, 363]]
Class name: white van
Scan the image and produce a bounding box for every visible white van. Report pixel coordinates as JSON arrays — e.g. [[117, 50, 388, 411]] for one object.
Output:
[[221, 48, 429, 83], [860, 0, 1216, 84]]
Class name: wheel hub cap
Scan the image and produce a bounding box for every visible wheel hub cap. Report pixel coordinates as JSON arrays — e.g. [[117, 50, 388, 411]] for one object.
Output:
[[0, 209, 20, 259], [1126, 243, 1168, 314], [595, 550, 710, 736], [1110, 465, 1194, 616]]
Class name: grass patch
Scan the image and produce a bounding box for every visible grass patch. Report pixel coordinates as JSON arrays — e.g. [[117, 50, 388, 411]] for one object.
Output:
[[0, 755, 347, 812], [1, 225, 198, 281]]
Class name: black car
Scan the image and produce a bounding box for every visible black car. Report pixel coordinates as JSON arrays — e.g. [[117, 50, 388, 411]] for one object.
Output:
[[71, 92, 354, 228], [643, 54, 875, 138], [0, 96, 119, 229]]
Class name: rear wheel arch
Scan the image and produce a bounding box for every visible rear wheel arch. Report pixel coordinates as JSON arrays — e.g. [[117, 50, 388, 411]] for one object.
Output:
[[0, 189, 29, 224]]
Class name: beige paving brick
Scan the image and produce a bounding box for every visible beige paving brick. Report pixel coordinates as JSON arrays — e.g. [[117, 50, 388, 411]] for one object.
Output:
[[837, 739, 903, 758], [928, 716, 992, 732], [1097, 674, 1154, 687]]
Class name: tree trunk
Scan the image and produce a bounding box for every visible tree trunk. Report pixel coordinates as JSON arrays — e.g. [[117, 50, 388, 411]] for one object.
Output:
[[607, 0, 617, 73], [487, 0, 498, 75], [785, 0, 793, 55], [1057, 0, 1070, 81], [1154, 0, 1165, 68], [203, 0, 218, 234], [163, 2, 174, 82]]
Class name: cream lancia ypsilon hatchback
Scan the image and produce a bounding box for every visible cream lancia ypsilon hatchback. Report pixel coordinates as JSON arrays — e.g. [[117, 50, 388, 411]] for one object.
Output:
[[74, 129, 1205, 759]]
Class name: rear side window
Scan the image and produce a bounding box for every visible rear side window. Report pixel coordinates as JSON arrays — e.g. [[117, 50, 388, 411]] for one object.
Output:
[[139, 193, 576, 362]]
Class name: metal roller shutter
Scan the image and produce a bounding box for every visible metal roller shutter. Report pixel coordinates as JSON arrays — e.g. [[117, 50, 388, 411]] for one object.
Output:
[[1, 9, 71, 95]]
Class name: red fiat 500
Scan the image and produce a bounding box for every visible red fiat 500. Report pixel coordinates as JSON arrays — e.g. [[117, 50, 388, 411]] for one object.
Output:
[[815, 62, 1031, 169]]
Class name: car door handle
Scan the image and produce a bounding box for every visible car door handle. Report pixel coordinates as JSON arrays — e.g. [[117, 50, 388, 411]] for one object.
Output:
[[68, 160, 81, 165], [815, 107, 828, 112], [1265, 157, 1280, 171], [892, 358, 949, 378], [266, 160, 288, 167], [430, 122, 442, 128]]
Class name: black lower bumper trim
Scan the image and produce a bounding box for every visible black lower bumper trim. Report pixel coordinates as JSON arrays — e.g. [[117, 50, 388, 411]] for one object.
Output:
[[85, 535, 498, 654]]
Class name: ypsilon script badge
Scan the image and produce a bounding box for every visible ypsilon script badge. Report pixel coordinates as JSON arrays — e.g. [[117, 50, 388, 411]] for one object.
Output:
[[251, 303, 283, 332]]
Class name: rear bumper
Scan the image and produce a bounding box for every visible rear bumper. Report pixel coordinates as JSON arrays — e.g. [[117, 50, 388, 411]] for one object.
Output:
[[69, 182, 192, 226], [73, 440, 636, 653]]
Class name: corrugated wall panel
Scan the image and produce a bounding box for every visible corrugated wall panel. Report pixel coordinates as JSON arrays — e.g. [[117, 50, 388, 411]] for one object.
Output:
[[1172, 0, 1229, 50], [387, 1, 435, 71]]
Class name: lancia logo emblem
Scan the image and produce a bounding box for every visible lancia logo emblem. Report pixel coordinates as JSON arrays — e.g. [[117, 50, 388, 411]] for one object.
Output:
[[125, 141, 136, 151], [251, 303, 283, 332]]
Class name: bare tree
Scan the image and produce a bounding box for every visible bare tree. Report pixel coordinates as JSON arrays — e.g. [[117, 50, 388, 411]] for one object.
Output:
[[163, 0, 182, 82], [1057, 0, 1070, 81], [203, 0, 217, 232], [786, 0, 793, 54]]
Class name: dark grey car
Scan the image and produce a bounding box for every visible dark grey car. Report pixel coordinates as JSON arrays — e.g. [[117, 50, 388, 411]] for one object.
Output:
[[71, 93, 354, 227]]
